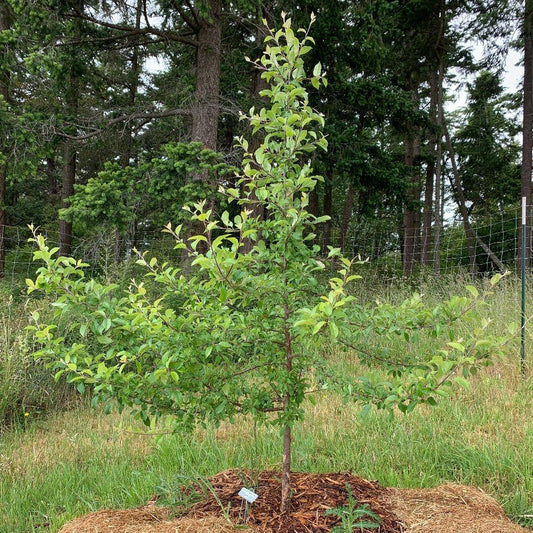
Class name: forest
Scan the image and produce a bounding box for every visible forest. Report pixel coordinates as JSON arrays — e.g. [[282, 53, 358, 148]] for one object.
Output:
[[0, 0, 530, 278]]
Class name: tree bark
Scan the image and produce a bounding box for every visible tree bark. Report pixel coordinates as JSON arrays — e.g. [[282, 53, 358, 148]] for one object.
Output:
[[402, 134, 421, 275], [59, 140, 77, 256], [521, 0, 533, 271], [321, 171, 333, 255], [191, 0, 221, 153], [339, 182, 354, 253], [281, 298, 294, 513], [0, 0, 13, 278], [433, 61, 445, 274], [422, 70, 438, 266], [281, 423, 291, 513]]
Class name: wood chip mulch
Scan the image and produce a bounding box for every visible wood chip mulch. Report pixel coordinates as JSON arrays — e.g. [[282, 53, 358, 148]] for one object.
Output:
[[187, 469, 406, 533]]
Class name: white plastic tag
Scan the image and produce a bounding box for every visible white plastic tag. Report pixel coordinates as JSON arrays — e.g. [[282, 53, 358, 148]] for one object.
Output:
[[238, 487, 258, 503]]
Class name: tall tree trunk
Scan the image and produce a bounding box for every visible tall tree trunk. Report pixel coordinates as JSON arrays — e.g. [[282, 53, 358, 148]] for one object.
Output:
[[402, 134, 421, 275], [281, 423, 291, 512], [422, 70, 438, 266], [281, 299, 293, 513], [191, 0, 221, 153], [339, 182, 354, 253], [521, 0, 533, 271], [181, 0, 222, 262], [443, 120, 476, 272], [58, 0, 83, 256], [59, 140, 77, 256], [115, 0, 143, 261], [433, 61, 445, 274], [120, 0, 142, 168], [0, 0, 13, 278], [321, 171, 333, 255]]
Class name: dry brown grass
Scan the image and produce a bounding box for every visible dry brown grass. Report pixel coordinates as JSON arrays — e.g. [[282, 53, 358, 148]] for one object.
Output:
[[0, 406, 153, 480]]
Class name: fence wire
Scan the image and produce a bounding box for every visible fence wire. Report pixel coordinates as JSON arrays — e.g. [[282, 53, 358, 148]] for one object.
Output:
[[0, 205, 529, 288]]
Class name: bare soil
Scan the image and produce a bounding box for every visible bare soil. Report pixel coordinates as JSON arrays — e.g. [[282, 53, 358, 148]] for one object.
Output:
[[59, 469, 530, 533]]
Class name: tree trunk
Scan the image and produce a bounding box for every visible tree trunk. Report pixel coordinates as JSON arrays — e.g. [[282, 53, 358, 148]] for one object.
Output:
[[321, 171, 333, 255], [281, 297, 294, 513], [443, 119, 505, 272], [339, 182, 354, 253], [191, 0, 221, 153], [114, 0, 143, 261], [181, 0, 222, 261], [0, 162, 5, 278], [422, 70, 438, 266], [433, 61, 445, 274], [402, 134, 421, 275], [120, 0, 142, 168], [59, 140, 77, 256], [0, 0, 13, 278], [281, 423, 291, 513], [58, 0, 84, 257], [521, 0, 533, 271]]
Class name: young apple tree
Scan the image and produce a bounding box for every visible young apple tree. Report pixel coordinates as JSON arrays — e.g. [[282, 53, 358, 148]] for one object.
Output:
[[27, 14, 510, 513]]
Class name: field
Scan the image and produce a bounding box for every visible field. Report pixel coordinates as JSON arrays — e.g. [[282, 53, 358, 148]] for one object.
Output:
[[0, 275, 532, 532]]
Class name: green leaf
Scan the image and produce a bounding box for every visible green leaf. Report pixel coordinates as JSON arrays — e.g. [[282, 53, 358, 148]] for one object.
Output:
[[312, 321, 326, 335]]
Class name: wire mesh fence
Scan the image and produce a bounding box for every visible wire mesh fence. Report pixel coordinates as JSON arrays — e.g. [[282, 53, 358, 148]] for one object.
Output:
[[341, 207, 521, 276], [0, 204, 529, 289]]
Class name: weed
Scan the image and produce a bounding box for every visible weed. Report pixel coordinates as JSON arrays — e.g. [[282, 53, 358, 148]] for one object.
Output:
[[324, 483, 381, 532]]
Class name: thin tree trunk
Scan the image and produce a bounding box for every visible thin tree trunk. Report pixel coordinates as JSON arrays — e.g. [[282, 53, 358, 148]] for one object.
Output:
[[58, 0, 84, 257], [120, 0, 142, 168], [402, 134, 421, 275], [0, 0, 12, 278], [281, 423, 291, 513], [59, 140, 77, 256], [443, 119, 506, 272], [443, 120, 476, 271], [115, 0, 143, 261], [0, 163, 5, 278], [281, 299, 293, 513], [321, 171, 333, 255], [339, 182, 354, 253], [422, 71, 438, 266], [521, 0, 533, 271], [433, 61, 444, 274]]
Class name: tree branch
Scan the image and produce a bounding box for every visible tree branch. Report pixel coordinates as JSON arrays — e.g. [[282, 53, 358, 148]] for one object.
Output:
[[59, 108, 191, 141], [67, 10, 198, 47], [171, 0, 200, 31]]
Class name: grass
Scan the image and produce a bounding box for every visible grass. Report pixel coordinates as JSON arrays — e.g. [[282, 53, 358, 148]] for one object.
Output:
[[0, 274, 532, 531], [0, 356, 531, 532]]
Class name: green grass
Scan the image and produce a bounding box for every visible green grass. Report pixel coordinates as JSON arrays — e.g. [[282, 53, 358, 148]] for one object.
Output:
[[0, 356, 531, 532], [0, 274, 532, 531]]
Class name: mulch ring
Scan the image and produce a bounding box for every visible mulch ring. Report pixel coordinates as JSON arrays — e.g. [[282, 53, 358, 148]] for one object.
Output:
[[187, 469, 402, 532], [59, 469, 531, 533]]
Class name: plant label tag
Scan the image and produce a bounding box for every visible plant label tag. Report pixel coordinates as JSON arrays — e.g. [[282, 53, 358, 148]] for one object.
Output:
[[238, 487, 258, 503]]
